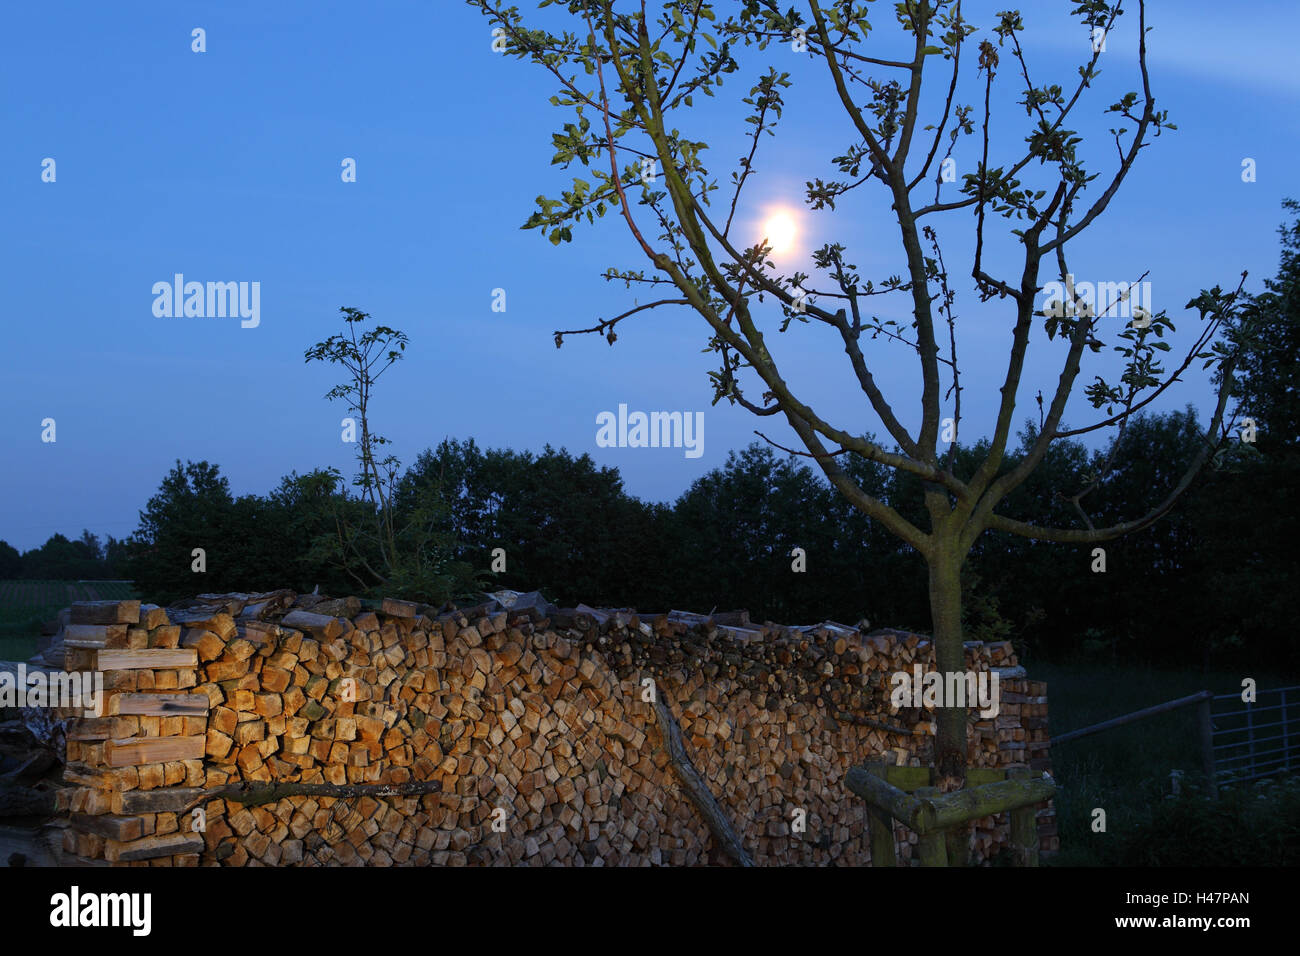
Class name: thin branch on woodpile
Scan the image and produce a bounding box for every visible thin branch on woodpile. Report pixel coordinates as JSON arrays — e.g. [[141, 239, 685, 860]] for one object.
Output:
[[178, 779, 442, 813], [651, 691, 755, 867], [834, 712, 916, 737]]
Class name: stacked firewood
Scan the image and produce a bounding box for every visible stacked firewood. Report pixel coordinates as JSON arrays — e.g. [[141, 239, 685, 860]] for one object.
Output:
[[58, 599, 207, 863], [52, 592, 1051, 866]]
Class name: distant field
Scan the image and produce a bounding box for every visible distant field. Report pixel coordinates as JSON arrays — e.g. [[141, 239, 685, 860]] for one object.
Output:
[[0, 579, 137, 660]]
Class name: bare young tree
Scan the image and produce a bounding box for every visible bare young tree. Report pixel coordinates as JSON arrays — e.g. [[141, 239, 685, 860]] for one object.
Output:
[[304, 307, 409, 587], [469, 0, 1250, 783], [304, 308, 474, 602]]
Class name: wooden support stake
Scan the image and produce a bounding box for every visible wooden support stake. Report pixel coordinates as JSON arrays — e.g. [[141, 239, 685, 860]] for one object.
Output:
[[864, 762, 897, 867], [914, 787, 947, 867], [945, 826, 967, 867], [1007, 768, 1040, 867]]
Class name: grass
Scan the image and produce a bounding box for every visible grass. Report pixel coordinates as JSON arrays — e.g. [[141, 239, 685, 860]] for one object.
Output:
[[0, 579, 137, 661], [1034, 658, 1300, 865]]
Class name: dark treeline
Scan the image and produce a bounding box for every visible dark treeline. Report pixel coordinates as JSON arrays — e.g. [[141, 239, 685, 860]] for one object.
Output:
[[0, 531, 128, 581], [6, 404, 1291, 672]]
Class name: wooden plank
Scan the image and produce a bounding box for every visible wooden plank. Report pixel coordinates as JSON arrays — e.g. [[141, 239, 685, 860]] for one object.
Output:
[[66, 718, 114, 741], [62, 763, 108, 788], [115, 787, 208, 814], [104, 735, 206, 767], [96, 649, 198, 671], [70, 813, 145, 842], [104, 832, 204, 863], [666, 610, 709, 624], [71, 601, 140, 625], [114, 693, 209, 716], [63, 624, 128, 649]]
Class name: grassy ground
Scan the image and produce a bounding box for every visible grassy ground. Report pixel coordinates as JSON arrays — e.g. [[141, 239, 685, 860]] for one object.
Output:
[[1034, 659, 1300, 865], [0, 579, 136, 660]]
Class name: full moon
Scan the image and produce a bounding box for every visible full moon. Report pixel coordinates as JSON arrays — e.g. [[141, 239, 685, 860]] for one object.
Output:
[[762, 211, 798, 255]]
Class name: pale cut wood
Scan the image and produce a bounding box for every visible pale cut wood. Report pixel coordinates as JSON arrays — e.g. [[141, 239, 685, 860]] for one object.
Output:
[[114, 693, 209, 716], [96, 649, 198, 671], [63, 624, 128, 649], [381, 598, 418, 618], [104, 735, 206, 767], [139, 604, 170, 629], [280, 610, 344, 639]]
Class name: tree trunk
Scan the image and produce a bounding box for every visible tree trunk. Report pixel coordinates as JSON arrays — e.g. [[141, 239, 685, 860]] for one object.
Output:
[[928, 554, 967, 786]]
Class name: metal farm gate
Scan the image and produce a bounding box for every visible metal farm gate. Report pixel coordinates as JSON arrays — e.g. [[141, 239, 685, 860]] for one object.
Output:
[[1210, 684, 1300, 789]]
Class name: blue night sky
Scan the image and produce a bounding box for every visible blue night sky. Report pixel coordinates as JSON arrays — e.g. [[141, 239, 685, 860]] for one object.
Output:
[[3, 0, 1296, 551]]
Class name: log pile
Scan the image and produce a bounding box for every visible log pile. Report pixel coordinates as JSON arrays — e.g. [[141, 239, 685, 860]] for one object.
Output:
[[48, 592, 1055, 865]]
